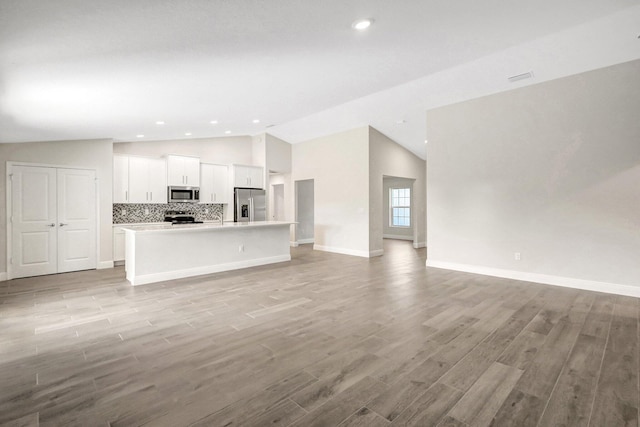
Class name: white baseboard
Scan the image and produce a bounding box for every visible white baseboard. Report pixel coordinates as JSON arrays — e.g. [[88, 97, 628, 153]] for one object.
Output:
[[297, 238, 315, 244], [98, 261, 114, 269], [383, 234, 413, 241], [426, 259, 640, 298], [370, 249, 384, 257], [413, 241, 426, 249], [0, 272, 7, 282], [314, 245, 372, 258], [129, 254, 292, 286], [290, 241, 299, 247]]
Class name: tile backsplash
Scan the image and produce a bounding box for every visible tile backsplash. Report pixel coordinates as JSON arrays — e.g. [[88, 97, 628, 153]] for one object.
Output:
[[113, 203, 224, 224]]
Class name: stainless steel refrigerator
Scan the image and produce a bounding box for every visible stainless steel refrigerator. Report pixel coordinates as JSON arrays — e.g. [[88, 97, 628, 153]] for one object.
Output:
[[234, 188, 266, 222]]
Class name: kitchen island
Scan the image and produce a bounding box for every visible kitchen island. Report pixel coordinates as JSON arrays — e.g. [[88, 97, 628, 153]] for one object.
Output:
[[122, 221, 294, 286]]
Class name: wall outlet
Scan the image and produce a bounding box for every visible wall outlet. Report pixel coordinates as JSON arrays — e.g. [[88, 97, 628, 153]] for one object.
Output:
[[144, 208, 149, 215], [239, 244, 244, 252], [514, 252, 521, 261], [121, 209, 126, 215], [205, 208, 209, 214]]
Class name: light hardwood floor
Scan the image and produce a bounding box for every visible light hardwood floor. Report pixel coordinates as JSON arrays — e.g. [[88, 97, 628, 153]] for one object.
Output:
[[0, 240, 637, 426]]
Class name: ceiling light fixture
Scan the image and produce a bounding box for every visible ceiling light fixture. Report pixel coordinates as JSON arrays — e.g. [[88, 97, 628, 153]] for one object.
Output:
[[210, 120, 218, 124], [225, 130, 231, 134], [352, 19, 373, 30], [252, 119, 260, 124], [155, 121, 165, 125], [136, 134, 144, 138], [185, 132, 192, 136]]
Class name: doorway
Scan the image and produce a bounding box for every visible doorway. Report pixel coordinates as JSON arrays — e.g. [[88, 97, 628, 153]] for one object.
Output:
[[272, 184, 285, 221], [8, 164, 97, 279], [383, 176, 416, 245], [295, 179, 314, 244]]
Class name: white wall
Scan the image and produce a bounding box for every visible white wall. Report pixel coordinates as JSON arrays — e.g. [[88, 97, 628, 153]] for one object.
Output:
[[369, 127, 426, 253], [426, 59, 640, 292], [113, 135, 252, 165], [266, 134, 292, 174], [0, 139, 114, 274], [292, 127, 370, 257], [383, 177, 414, 240]]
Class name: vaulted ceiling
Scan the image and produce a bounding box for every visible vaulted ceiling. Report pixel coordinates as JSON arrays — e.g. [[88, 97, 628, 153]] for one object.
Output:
[[1, 0, 638, 158]]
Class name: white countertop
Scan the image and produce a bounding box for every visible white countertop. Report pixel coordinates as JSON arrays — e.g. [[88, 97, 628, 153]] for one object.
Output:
[[121, 221, 295, 234]]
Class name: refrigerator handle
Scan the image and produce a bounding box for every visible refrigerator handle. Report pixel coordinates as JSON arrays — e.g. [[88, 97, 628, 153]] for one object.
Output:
[[249, 198, 254, 222]]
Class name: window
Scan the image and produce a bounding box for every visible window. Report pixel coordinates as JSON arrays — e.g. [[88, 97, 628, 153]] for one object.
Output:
[[390, 187, 411, 227]]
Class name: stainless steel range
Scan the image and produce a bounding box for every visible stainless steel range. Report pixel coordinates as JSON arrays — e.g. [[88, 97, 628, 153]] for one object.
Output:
[[164, 210, 203, 225]]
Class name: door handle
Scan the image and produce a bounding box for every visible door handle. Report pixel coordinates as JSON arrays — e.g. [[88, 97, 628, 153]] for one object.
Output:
[[47, 223, 56, 227], [59, 223, 68, 227]]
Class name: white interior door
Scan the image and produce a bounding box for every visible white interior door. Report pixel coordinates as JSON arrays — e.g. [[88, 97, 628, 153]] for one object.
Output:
[[57, 168, 97, 273], [10, 165, 97, 279], [11, 166, 58, 278]]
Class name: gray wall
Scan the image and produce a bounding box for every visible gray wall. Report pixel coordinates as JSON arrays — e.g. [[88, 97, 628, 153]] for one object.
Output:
[[296, 179, 314, 242], [426, 59, 640, 287]]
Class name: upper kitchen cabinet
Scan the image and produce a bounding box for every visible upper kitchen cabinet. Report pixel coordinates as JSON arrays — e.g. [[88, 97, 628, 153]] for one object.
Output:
[[128, 156, 167, 204], [200, 163, 229, 204], [232, 164, 264, 189], [167, 155, 200, 187], [113, 155, 129, 203]]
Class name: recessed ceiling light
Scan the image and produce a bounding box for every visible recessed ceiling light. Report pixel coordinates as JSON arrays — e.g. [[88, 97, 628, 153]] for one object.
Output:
[[424, 139, 428, 144], [225, 130, 231, 134], [210, 120, 218, 124], [155, 121, 165, 125], [252, 119, 260, 124], [352, 19, 373, 30], [185, 132, 192, 136], [136, 134, 144, 138]]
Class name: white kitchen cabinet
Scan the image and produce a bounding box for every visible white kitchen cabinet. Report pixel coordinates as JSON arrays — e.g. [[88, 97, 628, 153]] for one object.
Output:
[[167, 155, 200, 186], [233, 164, 264, 189], [200, 163, 229, 203], [113, 226, 126, 263], [128, 156, 167, 203], [113, 155, 129, 203]]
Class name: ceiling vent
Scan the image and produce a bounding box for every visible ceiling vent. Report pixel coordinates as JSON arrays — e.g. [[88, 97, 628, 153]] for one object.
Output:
[[508, 71, 534, 83]]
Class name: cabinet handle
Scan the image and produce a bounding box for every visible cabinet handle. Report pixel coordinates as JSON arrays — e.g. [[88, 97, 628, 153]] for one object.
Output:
[[213, 193, 216, 202], [59, 223, 68, 227], [46, 223, 56, 227], [150, 192, 153, 201], [185, 176, 188, 185]]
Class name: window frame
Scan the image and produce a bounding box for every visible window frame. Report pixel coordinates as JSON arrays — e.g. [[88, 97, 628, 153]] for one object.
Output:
[[389, 187, 411, 228]]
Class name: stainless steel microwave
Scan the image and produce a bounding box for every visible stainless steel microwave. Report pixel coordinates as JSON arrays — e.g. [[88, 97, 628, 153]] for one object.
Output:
[[168, 186, 200, 203]]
